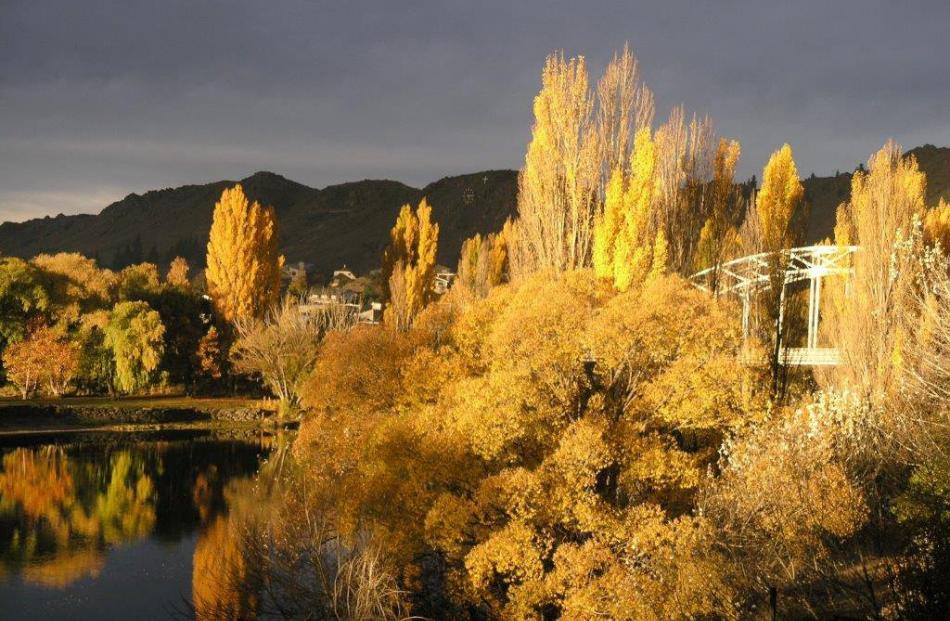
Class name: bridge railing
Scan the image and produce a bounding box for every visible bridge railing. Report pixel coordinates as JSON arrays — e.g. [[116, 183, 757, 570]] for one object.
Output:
[[689, 245, 859, 366]]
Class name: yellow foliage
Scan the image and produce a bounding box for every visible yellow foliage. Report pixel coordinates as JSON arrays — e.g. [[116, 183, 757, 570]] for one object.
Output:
[[382, 199, 440, 328], [592, 129, 662, 291], [757, 143, 804, 254], [296, 270, 761, 618], [826, 141, 927, 401], [924, 198, 950, 252], [205, 184, 283, 323], [166, 256, 190, 288]]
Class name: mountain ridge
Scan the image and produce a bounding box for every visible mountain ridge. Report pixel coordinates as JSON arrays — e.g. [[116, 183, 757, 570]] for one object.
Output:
[[2, 145, 949, 276], [0, 170, 518, 276]]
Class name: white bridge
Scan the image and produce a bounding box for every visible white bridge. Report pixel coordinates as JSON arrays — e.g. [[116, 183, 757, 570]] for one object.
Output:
[[689, 245, 859, 366]]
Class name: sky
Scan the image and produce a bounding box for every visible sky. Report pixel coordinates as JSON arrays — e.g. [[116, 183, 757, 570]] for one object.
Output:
[[2, 0, 949, 222]]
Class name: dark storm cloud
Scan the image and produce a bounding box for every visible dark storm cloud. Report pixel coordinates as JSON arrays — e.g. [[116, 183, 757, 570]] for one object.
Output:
[[2, 0, 948, 220]]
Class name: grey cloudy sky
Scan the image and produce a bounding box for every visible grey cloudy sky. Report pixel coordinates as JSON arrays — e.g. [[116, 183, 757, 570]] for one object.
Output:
[[2, 0, 948, 222]]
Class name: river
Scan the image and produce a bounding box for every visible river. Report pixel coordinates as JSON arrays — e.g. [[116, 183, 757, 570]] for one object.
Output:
[[0, 429, 275, 620]]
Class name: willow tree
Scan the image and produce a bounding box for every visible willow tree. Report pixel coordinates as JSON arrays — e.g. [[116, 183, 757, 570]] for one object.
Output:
[[824, 141, 926, 403], [382, 199, 439, 329], [205, 185, 283, 323], [104, 301, 165, 394]]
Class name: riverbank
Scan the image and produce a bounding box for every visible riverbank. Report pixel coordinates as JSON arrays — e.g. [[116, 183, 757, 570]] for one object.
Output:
[[0, 395, 283, 435]]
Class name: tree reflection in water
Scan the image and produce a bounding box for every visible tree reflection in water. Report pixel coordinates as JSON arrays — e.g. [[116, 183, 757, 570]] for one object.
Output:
[[188, 442, 410, 621], [0, 434, 268, 595], [0, 446, 154, 587]]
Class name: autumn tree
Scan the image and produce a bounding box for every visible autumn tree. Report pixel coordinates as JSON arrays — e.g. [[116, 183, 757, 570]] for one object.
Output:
[[824, 141, 926, 403], [592, 128, 666, 290], [703, 393, 871, 612], [695, 138, 743, 286], [457, 221, 512, 297], [747, 144, 804, 383], [0, 257, 50, 346], [1, 325, 79, 397], [104, 301, 165, 394], [2, 331, 45, 398], [294, 272, 762, 619], [595, 43, 655, 181], [923, 198, 950, 252], [194, 325, 227, 385], [231, 302, 330, 417], [205, 184, 284, 323], [166, 256, 191, 288], [652, 107, 717, 273], [513, 47, 721, 278], [381, 199, 439, 328], [513, 52, 600, 275], [75, 311, 114, 395], [33, 252, 116, 314], [117, 262, 161, 302], [149, 283, 206, 386]]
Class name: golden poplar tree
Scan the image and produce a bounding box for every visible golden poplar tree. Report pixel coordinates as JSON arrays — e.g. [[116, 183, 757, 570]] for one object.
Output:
[[593, 169, 625, 280], [414, 199, 439, 309], [824, 141, 926, 401], [695, 138, 742, 284], [592, 128, 660, 291], [205, 185, 284, 323], [924, 198, 950, 252], [487, 219, 513, 287], [514, 52, 600, 274], [754, 144, 804, 380], [458, 221, 512, 298], [757, 144, 803, 256], [382, 199, 439, 328]]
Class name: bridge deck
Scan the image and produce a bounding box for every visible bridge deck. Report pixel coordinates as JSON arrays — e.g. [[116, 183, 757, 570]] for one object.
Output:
[[740, 347, 841, 366]]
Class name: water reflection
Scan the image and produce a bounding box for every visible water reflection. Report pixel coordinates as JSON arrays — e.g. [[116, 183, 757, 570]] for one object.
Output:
[[0, 432, 272, 619]]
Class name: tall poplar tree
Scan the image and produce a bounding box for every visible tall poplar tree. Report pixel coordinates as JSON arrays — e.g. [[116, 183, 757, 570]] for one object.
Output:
[[825, 141, 926, 401], [695, 138, 742, 287], [205, 185, 284, 323], [382, 198, 439, 328], [755, 144, 804, 385], [591, 128, 663, 291]]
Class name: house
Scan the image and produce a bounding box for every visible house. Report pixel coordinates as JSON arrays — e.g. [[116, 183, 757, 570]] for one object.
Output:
[[330, 266, 357, 287], [296, 289, 382, 325]]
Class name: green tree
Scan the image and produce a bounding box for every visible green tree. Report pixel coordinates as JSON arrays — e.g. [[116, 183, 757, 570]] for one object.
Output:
[[0, 257, 50, 346], [104, 301, 165, 393], [117, 263, 161, 302]]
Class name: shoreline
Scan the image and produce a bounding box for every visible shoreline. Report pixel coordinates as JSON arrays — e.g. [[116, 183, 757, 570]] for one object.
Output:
[[0, 396, 287, 436]]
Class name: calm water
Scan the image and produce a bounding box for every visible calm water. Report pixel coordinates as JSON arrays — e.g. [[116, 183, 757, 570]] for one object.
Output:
[[0, 430, 274, 620]]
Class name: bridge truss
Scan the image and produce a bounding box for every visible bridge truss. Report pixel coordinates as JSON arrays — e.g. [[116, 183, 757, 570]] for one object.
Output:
[[689, 245, 859, 366]]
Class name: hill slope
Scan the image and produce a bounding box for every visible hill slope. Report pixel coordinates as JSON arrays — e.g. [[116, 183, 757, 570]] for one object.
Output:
[[0, 170, 518, 276], [1, 144, 948, 274], [803, 144, 950, 241]]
